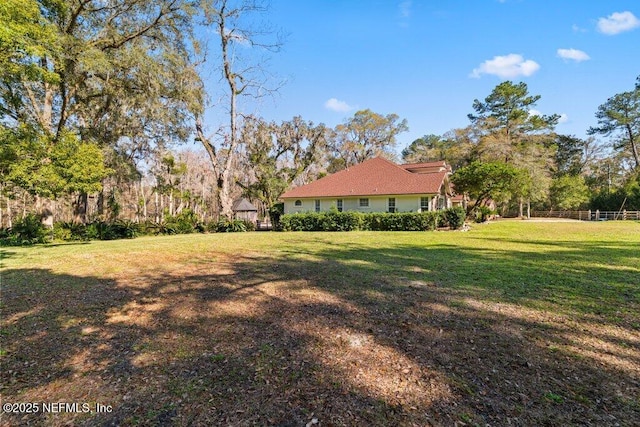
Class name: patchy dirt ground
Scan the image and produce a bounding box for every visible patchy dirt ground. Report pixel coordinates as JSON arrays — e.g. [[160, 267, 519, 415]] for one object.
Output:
[[2, 239, 639, 426]]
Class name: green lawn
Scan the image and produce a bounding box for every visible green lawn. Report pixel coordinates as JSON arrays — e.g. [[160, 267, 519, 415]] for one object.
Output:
[[1, 220, 639, 425]]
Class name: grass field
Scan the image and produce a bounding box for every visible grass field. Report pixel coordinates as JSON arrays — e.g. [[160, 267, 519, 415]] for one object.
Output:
[[1, 220, 639, 426]]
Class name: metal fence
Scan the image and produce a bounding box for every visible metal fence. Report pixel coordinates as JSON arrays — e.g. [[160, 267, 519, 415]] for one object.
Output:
[[531, 210, 640, 221]]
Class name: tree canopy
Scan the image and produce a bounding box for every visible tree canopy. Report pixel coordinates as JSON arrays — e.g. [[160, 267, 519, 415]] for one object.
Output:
[[588, 76, 640, 171], [451, 161, 524, 211], [1, 0, 202, 222], [331, 109, 408, 169]]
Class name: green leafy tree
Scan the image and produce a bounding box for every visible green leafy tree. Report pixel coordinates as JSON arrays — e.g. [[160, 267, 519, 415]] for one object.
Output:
[[6, 129, 110, 199], [549, 175, 589, 210], [553, 135, 598, 177], [240, 116, 327, 219], [1, 0, 201, 223], [469, 81, 559, 151], [588, 76, 640, 171], [401, 134, 449, 163], [467, 81, 558, 216], [451, 161, 523, 212], [331, 109, 408, 169]]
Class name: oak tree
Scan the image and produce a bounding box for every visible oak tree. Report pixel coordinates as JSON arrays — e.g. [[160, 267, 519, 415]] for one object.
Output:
[[330, 109, 408, 169]]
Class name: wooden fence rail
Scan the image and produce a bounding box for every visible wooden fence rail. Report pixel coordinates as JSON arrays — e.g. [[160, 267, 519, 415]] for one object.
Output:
[[531, 210, 640, 221]]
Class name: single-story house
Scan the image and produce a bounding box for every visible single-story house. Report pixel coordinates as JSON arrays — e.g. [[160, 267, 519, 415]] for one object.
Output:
[[280, 157, 457, 214]]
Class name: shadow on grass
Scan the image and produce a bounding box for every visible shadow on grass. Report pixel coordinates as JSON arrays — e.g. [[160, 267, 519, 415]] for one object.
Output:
[[2, 238, 639, 426], [40, 241, 92, 249]]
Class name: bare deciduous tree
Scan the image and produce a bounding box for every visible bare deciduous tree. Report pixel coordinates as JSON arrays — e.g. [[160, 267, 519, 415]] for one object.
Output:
[[195, 0, 282, 219]]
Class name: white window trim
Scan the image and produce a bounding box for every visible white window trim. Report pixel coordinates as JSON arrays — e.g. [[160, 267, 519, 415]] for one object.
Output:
[[420, 196, 430, 212], [388, 197, 396, 213]]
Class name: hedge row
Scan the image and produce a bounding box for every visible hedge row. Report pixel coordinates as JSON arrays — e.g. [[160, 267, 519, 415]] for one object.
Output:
[[280, 207, 466, 232], [0, 209, 256, 246]]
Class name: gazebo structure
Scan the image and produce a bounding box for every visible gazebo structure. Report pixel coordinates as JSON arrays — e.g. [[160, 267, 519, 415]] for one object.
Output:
[[232, 198, 258, 223]]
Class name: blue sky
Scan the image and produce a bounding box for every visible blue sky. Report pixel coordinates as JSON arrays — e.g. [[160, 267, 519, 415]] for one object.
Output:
[[202, 0, 640, 154]]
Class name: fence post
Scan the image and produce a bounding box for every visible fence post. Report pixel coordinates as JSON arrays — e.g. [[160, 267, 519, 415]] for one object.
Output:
[[595, 210, 599, 221], [588, 210, 591, 221]]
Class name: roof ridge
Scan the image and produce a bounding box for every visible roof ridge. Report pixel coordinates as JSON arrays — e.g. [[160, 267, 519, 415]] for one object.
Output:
[[400, 160, 447, 167], [375, 156, 415, 175]]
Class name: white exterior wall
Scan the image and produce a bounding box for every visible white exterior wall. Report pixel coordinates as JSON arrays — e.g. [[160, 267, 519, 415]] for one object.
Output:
[[283, 195, 438, 214]]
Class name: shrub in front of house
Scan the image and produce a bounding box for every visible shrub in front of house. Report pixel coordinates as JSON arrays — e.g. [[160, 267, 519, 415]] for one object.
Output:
[[280, 211, 439, 232], [319, 211, 364, 231], [443, 206, 467, 230], [363, 212, 439, 231], [280, 212, 321, 231], [280, 211, 363, 231]]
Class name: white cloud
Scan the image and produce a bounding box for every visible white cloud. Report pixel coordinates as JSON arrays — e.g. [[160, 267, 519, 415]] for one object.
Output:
[[324, 98, 353, 113], [597, 11, 640, 35], [399, 1, 412, 18], [558, 113, 569, 124], [572, 24, 587, 33], [528, 109, 542, 117], [557, 48, 590, 62], [470, 54, 540, 79]]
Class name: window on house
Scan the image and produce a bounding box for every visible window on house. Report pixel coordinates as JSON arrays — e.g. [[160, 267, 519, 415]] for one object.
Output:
[[388, 197, 396, 213], [337, 199, 343, 212], [359, 198, 369, 207], [438, 196, 446, 210], [294, 200, 302, 207], [420, 197, 429, 212], [315, 199, 320, 212]]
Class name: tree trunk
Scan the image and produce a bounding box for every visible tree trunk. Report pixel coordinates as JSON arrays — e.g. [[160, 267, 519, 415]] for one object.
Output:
[[141, 181, 147, 221], [35, 195, 54, 229], [6, 195, 12, 228], [73, 192, 88, 223], [97, 190, 105, 217], [627, 124, 639, 170], [154, 191, 159, 223], [219, 169, 234, 220], [518, 197, 524, 218], [220, 10, 238, 221]]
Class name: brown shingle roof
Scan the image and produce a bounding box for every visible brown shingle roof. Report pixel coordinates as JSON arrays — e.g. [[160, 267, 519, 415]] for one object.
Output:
[[281, 157, 447, 199]]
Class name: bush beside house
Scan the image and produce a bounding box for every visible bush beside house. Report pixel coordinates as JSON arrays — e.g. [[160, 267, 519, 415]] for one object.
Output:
[[280, 207, 466, 232]]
